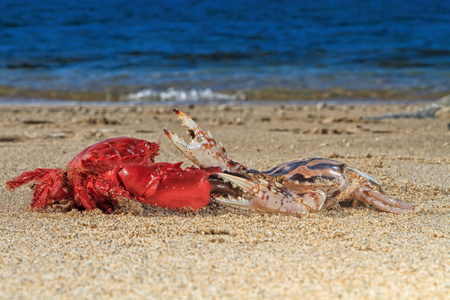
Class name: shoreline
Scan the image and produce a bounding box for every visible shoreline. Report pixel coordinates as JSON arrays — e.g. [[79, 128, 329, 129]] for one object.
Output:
[[0, 98, 438, 107], [1, 104, 448, 299], [1, 84, 449, 104]]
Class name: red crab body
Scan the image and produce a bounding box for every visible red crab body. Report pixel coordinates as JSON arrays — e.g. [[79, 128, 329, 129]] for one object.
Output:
[[7, 137, 219, 212]]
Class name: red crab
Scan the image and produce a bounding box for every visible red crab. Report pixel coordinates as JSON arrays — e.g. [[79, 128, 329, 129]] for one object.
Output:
[[6, 137, 221, 212]]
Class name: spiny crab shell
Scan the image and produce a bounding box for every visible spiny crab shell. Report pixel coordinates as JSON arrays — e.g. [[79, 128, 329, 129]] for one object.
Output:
[[6, 137, 220, 212]]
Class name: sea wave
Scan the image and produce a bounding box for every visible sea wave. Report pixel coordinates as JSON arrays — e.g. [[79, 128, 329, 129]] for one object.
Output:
[[122, 88, 246, 102]]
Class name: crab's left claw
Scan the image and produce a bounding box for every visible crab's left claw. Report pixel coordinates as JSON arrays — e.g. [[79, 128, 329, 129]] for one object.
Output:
[[164, 109, 247, 173], [215, 173, 327, 215]]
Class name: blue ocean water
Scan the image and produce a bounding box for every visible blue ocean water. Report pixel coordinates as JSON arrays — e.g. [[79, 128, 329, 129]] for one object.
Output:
[[1, 0, 449, 102]]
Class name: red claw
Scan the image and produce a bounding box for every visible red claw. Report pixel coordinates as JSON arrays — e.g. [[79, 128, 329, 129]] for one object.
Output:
[[120, 163, 220, 210]]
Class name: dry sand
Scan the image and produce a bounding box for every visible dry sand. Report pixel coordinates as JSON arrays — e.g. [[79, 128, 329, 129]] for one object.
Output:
[[0, 104, 449, 299]]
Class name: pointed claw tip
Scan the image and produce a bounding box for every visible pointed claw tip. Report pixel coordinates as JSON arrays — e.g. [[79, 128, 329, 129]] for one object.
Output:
[[172, 108, 180, 114], [217, 172, 255, 191]]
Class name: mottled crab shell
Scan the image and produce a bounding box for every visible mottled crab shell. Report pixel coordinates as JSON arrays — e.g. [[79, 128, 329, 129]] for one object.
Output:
[[260, 158, 350, 198]]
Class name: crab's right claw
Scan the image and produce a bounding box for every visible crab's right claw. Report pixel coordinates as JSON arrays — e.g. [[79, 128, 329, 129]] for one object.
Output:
[[216, 173, 326, 215], [164, 108, 246, 173]]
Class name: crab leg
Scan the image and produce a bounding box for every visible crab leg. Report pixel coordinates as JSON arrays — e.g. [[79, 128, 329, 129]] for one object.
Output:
[[350, 189, 414, 214], [345, 171, 415, 213], [370, 190, 415, 210], [164, 109, 248, 173], [216, 173, 328, 215]]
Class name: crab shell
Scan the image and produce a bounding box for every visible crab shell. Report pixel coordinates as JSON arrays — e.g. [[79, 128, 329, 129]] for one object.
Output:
[[260, 158, 349, 197], [67, 137, 159, 172]]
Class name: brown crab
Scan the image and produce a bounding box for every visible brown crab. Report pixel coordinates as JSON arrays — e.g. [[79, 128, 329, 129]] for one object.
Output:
[[164, 109, 415, 215]]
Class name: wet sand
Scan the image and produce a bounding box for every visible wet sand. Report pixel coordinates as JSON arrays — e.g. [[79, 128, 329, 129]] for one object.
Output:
[[0, 104, 449, 299]]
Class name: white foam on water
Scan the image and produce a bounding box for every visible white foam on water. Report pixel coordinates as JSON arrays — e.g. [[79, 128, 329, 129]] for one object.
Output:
[[123, 87, 246, 102]]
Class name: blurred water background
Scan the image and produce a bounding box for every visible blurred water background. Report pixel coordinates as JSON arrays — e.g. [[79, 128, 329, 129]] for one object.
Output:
[[1, 0, 449, 104]]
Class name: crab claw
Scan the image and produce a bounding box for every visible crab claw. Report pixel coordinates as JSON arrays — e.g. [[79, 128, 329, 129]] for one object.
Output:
[[215, 173, 327, 215], [164, 108, 247, 173]]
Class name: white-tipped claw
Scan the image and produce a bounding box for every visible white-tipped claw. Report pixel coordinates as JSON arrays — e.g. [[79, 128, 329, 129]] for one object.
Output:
[[217, 173, 258, 193], [165, 109, 248, 173], [216, 173, 314, 215]]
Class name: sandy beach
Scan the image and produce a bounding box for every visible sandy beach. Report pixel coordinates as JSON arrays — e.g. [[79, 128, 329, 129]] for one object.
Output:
[[0, 104, 448, 299]]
